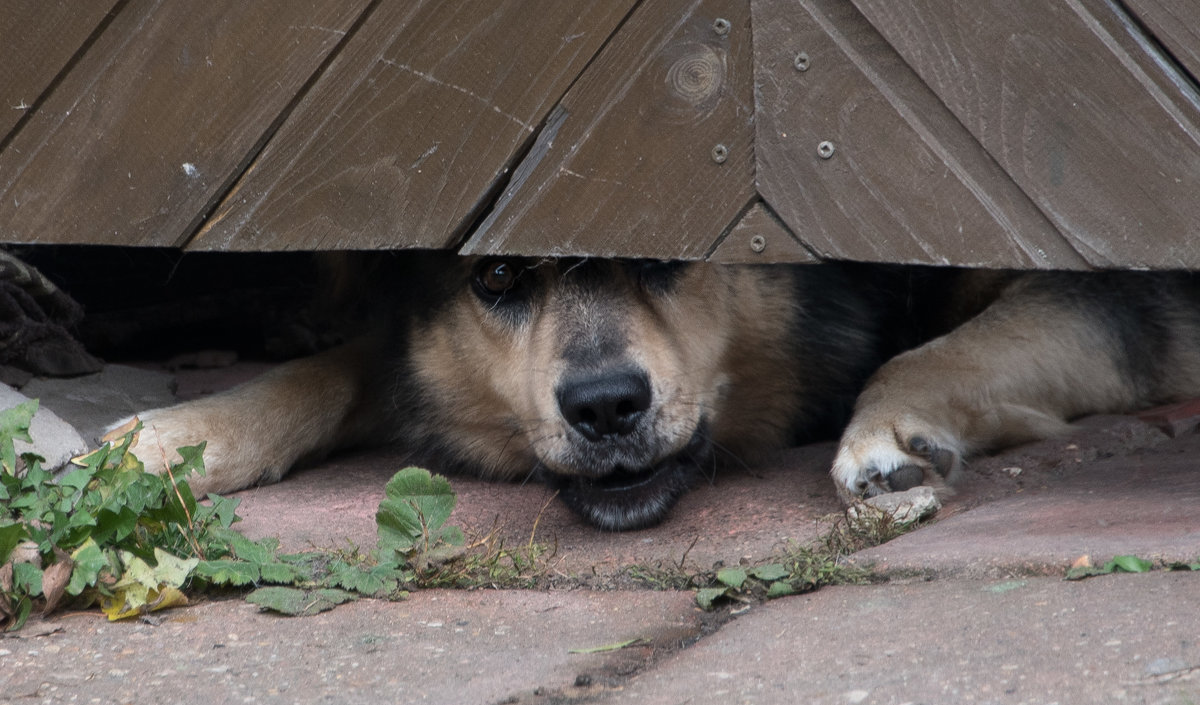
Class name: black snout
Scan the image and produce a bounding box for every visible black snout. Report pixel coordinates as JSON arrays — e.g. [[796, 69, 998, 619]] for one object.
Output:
[[556, 369, 652, 442]]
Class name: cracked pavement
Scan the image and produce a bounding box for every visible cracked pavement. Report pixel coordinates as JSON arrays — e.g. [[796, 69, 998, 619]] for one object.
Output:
[[2, 364, 1198, 704]]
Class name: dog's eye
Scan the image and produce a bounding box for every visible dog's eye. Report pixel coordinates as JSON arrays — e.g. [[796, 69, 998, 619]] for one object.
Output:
[[473, 259, 524, 299]]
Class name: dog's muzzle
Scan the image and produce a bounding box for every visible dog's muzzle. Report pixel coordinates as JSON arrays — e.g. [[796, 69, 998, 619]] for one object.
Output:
[[542, 367, 711, 530], [543, 423, 711, 531]]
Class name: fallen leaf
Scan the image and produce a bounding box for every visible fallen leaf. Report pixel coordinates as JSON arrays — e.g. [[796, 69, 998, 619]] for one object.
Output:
[[99, 417, 140, 445], [40, 556, 74, 614], [568, 638, 643, 654]]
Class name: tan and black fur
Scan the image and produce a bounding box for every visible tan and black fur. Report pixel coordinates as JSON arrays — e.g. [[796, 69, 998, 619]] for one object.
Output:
[[128, 253, 1200, 529]]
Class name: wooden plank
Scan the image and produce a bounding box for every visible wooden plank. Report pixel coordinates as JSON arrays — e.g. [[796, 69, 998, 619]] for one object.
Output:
[[0, 0, 372, 247], [1124, 0, 1200, 81], [190, 1, 635, 251], [852, 0, 1200, 268], [753, 0, 1085, 269], [0, 0, 118, 140], [460, 0, 757, 261], [707, 202, 818, 262]]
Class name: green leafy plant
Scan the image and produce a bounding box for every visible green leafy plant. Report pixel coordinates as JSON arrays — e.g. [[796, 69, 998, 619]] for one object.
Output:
[[1, 400, 551, 628], [1065, 553, 1195, 580], [376, 467, 466, 570], [0, 399, 241, 629], [693, 540, 870, 611]]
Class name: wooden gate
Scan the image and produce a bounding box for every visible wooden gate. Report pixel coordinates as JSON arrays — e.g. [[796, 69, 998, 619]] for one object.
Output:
[[2, 0, 1198, 267]]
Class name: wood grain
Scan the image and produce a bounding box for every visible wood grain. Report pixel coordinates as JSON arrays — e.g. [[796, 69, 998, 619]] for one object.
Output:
[[1123, 0, 1200, 81], [852, 0, 1200, 268], [0, 0, 371, 246], [191, 0, 635, 251], [0, 0, 118, 140], [754, 0, 1083, 268], [461, 0, 757, 261], [707, 202, 818, 263]]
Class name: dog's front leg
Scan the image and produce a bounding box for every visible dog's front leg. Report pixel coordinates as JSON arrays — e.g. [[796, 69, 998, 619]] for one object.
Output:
[[123, 339, 378, 495], [830, 277, 1171, 502]]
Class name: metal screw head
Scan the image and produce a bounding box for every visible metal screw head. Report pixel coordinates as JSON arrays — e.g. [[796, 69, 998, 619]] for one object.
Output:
[[794, 52, 810, 71], [817, 140, 836, 159], [712, 17, 731, 36], [750, 235, 767, 253], [711, 143, 729, 164]]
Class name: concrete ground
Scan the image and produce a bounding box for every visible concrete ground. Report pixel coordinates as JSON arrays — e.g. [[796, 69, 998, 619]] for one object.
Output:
[[2, 363, 1199, 705]]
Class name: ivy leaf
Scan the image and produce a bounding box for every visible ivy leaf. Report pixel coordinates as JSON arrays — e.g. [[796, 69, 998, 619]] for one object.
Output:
[[0, 522, 27, 565], [12, 562, 43, 596], [0, 401, 37, 475], [67, 538, 109, 596], [197, 494, 241, 529], [101, 550, 198, 620], [91, 505, 139, 546], [151, 549, 199, 588]]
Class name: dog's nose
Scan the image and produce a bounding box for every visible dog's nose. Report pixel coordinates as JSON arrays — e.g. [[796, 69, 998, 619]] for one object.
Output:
[[557, 370, 652, 441]]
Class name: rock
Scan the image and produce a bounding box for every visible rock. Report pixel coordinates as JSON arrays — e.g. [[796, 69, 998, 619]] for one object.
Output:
[[0, 384, 88, 470], [21, 365, 177, 445], [847, 485, 941, 529]]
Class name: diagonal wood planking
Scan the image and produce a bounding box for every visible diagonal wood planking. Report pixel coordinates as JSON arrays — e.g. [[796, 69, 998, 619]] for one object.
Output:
[[461, 0, 757, 261], [707, 201, 818, 263], [0, 0, 119, 141], [190, 1, 636, 251], [1102, 0, 1200, 102], [851, 0, 1200, 268], [0, 0, 371, 247], [753, 0, 1085, 269]]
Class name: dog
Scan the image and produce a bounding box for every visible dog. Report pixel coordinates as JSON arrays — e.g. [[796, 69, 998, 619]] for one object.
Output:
[[127, 252, 1200, 530]]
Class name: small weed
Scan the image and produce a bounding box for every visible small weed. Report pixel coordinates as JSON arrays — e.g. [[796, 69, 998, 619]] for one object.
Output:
[[0, 401, 552, 628], [1065, 554, 1198, 581], [690, 506, 917, 611], [825, 501, 915, 555], [622, 564, 699, 591]]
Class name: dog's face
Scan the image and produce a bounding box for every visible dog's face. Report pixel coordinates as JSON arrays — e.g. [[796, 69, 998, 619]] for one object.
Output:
[[399, 256, 805, 530]]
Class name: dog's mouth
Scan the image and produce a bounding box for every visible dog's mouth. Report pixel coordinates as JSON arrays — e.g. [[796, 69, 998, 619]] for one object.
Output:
[[542, 426, 711, 531]]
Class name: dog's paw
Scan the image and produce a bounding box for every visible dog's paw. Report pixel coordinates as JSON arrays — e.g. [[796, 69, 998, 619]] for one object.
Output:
[[110, 403, 268, 496], [830, 414, 964, 503]]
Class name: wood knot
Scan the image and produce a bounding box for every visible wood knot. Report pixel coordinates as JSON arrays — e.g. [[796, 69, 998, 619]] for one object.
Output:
[[664, 44, 724, 105]]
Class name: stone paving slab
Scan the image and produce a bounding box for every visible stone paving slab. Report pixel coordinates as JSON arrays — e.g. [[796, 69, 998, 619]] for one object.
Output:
[[856, 429, 1200, 578], [607, 573, 1200, 705], [23, 365, 177, 445], [8, 363, 1200, 705], [0, 590, 702, 705], [230, 444, 845, 579]]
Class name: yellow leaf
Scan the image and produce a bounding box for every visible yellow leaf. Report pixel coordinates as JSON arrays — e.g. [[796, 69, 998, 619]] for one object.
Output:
[[101, 585, 189, 621], [100, 417, 141, 445]]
